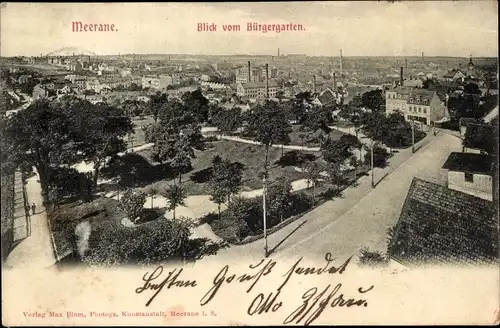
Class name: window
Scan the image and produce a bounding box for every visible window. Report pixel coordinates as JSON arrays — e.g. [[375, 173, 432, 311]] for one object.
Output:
[[418, 107, 421, 113], [423, 108, 427, 114], [465, 172, 474, 183]]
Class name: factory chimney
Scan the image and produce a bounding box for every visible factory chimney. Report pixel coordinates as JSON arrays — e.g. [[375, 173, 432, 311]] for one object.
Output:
[[248, 61, 251, 83], [400, 67, 404, 87], [278, 48, 280, 57], [266, 63, 269, 98], [340, 49, 343, 76], [333, 72, 337, 92], [405, 59, 408, 77], [421, 52, 424, 63], [313, 74, 317, 94]]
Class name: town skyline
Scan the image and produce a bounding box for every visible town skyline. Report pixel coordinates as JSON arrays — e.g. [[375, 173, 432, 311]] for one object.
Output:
[[1, 2, 498, 57]]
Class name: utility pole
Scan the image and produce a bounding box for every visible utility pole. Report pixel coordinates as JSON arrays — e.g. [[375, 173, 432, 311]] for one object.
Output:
[[411, 120, 415, 153], [371, 139, 375, 188], [262, 170, 268, 257]]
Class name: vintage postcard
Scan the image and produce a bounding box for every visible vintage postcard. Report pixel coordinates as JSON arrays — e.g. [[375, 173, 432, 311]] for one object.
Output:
[[1, 1, 499, 326]]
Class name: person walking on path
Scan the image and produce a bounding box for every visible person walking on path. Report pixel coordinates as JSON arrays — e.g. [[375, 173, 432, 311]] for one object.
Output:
[[31, 202, 37, 215]]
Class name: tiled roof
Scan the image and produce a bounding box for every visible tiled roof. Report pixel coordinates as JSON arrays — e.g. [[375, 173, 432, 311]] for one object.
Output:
[[442, 152, 494, 175], [318, 88, 336, 106], [388, 178, 497, 266]]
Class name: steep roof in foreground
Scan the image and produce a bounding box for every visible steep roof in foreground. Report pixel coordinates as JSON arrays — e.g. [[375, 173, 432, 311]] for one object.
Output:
[[388, 178, 497, 266]]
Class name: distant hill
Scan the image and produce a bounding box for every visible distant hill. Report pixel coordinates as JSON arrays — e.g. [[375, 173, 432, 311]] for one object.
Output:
[[46, 47, 97, 57]]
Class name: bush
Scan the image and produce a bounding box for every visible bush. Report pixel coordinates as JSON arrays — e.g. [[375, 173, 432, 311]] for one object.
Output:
[[275, 150, 317, 167], [358, 247, 388, 267], [199, 212, 218, 225], [83, 216, 193, 266], [120, 189, 146, 222]]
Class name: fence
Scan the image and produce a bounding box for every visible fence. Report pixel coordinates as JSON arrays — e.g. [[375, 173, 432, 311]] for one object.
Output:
[[1, 172, 15, 262]]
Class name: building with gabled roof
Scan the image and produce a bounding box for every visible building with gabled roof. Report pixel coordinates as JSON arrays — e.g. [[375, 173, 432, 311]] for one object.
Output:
[[388, 178, 497, 268], [442, 152, 495, 201], [385, 87, 449, 127]]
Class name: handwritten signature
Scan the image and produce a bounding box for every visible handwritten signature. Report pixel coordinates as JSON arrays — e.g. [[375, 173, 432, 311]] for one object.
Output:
[[134, 253, 375, 325]]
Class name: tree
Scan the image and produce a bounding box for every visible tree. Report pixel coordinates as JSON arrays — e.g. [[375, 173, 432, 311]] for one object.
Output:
[[246, 100, 292, 174], [321, 134, 360, 165], [463, 123, 495, 154], [327, 161, 343, 192], [120, 189, 146, 223], [464, 82, 481, 95], [361, 89, 385, 111], [267, 176, 292, 223], [147, 101, 204, 183], [181, 89, 209, 122], [293, 91, 314, 122], [148, 92, 168, 122], [303, 106, 332, 135], [163, 184, 187, 220], [364, 143, 390, 168], [209, 155, 243, 219], [212, 107, 242, 134], [75, 101, 133, 188], [302, 160, 323, 201], [3, 98, 84, 202]]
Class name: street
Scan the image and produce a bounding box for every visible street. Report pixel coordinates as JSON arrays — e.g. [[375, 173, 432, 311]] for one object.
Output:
[[200, 132, 462, 263]]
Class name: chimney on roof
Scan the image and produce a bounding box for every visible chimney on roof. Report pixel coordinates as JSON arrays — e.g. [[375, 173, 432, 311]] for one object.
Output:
[[313, 74, 317, 94], [266, 63, 269, 99], [400, 67, 404, 86], [248, 61, 251, 83]]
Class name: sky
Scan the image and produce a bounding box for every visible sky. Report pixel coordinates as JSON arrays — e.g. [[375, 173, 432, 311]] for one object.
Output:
[[0, 2, 498, 57]]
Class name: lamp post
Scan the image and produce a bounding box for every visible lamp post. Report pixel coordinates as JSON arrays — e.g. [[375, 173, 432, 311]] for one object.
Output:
[[262, 171, 268, 258], [411, 120, 415, 153], [370, 139, 375, 188]]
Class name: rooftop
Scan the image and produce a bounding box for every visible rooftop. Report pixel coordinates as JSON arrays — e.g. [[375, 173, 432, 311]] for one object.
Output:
[[388, 178, 497, 266], [442, 152, 494, 175]]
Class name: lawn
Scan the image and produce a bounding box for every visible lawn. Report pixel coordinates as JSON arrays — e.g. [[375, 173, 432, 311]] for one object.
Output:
[[130, 139, 310, 196], [125, 116, 155, 149], [288, 124, 346, 148]]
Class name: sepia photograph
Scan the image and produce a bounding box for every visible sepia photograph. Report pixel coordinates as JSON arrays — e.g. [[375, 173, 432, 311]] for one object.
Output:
[[1, 1, 499, 326]]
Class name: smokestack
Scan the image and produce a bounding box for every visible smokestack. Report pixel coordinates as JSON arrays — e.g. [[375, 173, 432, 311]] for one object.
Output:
[[405, 59, 408, 77], [333, 72, 337, 91], [248, 61, 251, 83], [266, 63, 269, 98], [340, 49, 343, 76], [400, 67, 404, 86], [313, 75, 317, 94], [278, 48, 280, 57], [421, 52, 424, 63]]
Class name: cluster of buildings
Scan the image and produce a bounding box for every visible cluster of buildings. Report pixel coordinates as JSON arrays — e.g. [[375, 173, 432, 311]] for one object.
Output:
[[141, 74, 180, 90], [388, 149, 497, 267]]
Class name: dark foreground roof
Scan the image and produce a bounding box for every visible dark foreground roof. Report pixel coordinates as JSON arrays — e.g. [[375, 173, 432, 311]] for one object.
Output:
[[388, 178, 497, 266], [442, 152, 494, 175]]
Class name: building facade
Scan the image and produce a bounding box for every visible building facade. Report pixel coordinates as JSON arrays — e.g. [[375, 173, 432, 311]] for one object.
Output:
[[236, 81, 278, 99], [385, 87, 449, 126], [442, 152, 494, 201]]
